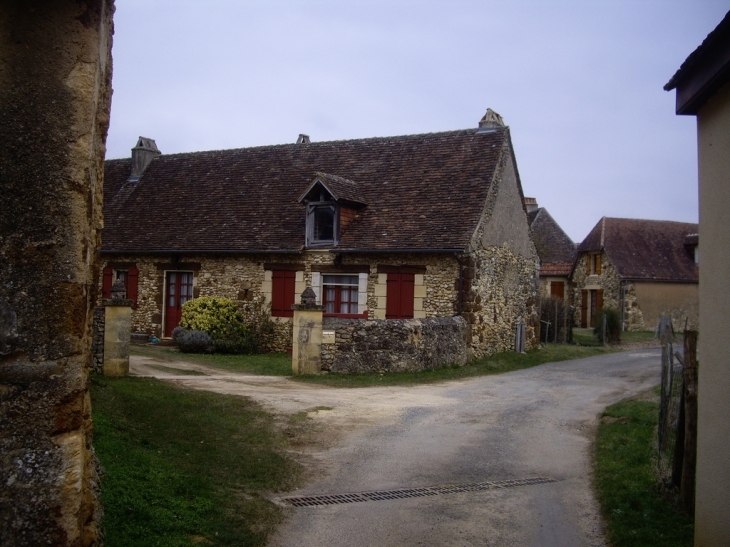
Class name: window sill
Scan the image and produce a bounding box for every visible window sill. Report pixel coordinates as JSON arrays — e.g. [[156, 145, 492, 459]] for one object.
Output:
[[323, 311, 368, 319]]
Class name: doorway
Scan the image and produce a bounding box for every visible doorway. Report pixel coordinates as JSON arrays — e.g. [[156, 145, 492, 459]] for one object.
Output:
[[164, 271, 194, 337]]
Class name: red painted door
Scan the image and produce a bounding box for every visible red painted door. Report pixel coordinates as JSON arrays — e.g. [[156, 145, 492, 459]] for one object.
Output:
[[386, 273, 415, 319], [165, 272, 194, 336]]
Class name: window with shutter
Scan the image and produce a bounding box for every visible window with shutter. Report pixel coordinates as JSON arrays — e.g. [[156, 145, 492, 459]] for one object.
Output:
[[102, 266, 138, 308], [581, 289, 588, 328], [271, 271, 296, 317], [386, 273, 415, 319], [550, 281, 565, 300]]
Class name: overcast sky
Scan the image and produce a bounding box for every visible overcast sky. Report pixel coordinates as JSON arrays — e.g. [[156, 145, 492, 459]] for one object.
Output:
[[105, 0, 729, 242]]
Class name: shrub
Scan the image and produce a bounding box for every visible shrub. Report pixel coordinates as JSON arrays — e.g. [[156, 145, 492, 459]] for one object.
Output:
[[213, 330, 257, 355], [171, 326, 187, 344], [177, 330, 214, 353], [244, 299, 278, 353], [594, 307, 621, 344], [180, 297, 245, 340]]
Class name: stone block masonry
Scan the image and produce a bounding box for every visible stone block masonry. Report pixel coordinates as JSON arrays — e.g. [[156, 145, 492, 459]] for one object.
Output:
[[0, 2, 114, 545], [321, 316, 468, 373]]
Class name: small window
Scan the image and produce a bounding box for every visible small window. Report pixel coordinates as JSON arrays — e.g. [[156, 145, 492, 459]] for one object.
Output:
[[305, 187, 339, 247], [115, 270, 128, 297], [313, 205, 335, 242], [586, 253, 601, 275], [323, 275, 359, 314]]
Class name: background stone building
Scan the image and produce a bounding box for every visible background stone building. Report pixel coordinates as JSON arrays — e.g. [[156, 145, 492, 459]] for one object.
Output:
[[100, 110, 540, 362], [572, 217, 698, 331], [525, 197, 576, 305]]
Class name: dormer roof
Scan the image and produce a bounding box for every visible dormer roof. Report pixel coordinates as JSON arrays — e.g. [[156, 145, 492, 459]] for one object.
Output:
[[297, 173, 367, 206]]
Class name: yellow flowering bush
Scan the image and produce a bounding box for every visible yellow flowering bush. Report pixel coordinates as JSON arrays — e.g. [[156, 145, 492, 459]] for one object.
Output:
[[179, 297, 246, 340]]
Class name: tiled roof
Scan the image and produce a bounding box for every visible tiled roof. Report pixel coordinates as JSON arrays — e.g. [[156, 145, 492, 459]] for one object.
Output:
[[577, 217, 698, 282], [528, 208, 576, 277], [664, 10, 730, 91], [102, 128, 511, 253]]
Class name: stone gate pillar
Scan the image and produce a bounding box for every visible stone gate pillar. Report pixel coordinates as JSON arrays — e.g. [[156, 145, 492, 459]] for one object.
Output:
[[103, 280, 133, 376], [0, 2, 114, 545], [292, 287, 324, 375]]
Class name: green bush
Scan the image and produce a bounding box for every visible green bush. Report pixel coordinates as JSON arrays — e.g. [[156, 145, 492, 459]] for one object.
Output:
[[594, 307, 622, 344], [179, 296, 275, 354], [180, 297, 245, 340]]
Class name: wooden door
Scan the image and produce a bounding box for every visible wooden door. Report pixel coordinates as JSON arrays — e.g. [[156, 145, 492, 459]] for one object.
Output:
[[165, 272, 194, 336], [386, 273, 415, 319], [550, 281, 565, 300]]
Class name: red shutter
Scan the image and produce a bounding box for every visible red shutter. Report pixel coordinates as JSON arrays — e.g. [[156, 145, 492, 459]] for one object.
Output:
[[102, 267, 113, 299], [386, 273, 415, 319], [595, 254, 602, 275], [581, 289, 588, 328], [272, 271, 296, 317], [127, 267, 139, 309], [585, 255, 591, 275], [596, 289, 604, 310]]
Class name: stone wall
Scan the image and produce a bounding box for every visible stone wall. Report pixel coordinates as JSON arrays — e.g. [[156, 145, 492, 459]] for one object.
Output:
[[465, 245, 540, 357], [571, 251, 629, 327], [91, 308, 105, 374], [466, 140, 541, 357], [0, 2, 113, 545], [99, 251, 462, 352], [321, 316, 468, 373]]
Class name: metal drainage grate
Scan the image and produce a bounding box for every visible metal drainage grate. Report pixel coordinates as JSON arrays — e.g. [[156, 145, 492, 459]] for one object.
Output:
[[280, 477, 557, 507]]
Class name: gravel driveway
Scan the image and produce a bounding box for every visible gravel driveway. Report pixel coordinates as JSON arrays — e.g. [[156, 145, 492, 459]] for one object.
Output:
[[131, 348, 660, 546]]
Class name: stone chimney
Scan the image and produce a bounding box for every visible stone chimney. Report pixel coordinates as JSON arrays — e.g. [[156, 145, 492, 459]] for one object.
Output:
[[297, 134, 311, 144], [477, 108, 505, 133], [523, 197, 538, 212], [130, 136, 161, 181]]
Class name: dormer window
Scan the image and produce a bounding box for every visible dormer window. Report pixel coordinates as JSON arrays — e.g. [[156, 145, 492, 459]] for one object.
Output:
[[305, 188, 338, 247], [298, 173, 368, 249]]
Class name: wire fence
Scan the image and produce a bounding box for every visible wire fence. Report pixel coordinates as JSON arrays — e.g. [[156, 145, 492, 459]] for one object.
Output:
[[656, 317, 698, 513]]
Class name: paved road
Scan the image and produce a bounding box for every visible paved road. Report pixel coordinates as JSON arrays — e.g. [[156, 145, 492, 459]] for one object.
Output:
[[131, 348, 661, 546]]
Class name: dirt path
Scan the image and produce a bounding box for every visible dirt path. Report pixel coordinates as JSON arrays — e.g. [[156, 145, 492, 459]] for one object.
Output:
[[130, 349, 661, 546]]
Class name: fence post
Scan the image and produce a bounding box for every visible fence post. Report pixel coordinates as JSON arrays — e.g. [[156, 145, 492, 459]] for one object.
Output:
[[680, 330, 698, 513]]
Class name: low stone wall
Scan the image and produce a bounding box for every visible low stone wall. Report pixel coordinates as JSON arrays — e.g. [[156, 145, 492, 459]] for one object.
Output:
[[321, 316, 468, 373]]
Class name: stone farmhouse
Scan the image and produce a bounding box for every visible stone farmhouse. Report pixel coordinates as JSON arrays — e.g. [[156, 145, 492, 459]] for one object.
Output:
[[571, 217, 698, 331], [524, 197, 576, 306], [100, 110, 540, 362]]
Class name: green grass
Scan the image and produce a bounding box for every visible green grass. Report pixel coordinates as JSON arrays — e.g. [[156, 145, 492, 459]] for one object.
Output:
[[595, 391, 694, 547], [292, 343, 618, 387], [131, 343, 291, 375], [573, 328, 657, 347], [91, 375, 303, 547]]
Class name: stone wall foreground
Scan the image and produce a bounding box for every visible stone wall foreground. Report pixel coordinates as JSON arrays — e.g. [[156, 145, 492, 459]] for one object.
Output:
[[322, 316, 469, 373], [0, 2, 114, 546]]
